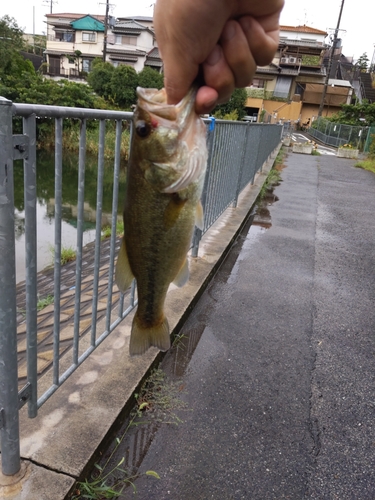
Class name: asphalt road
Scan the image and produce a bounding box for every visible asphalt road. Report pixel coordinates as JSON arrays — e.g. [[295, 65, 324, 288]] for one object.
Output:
[[120, 151, 375, 499]]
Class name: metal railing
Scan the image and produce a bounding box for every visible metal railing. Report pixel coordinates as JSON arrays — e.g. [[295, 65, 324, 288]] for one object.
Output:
[[0, 97, 281, 475], [309, 116, 374, 152]]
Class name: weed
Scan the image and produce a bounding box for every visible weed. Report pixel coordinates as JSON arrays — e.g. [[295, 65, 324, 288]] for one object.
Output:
[[49, 245, 77, 266], [259, 168, 282, 201], [275, 147, 285, 165], [172, 332, 188, 350], [37, 294, 54, 311], [101, 220, 124, 240], [355, 158, 375, 174], [72, 368, 187, 499], [134, 368, 188, 425], [61, 246, 77, 265], [311, 148, 320, 156]]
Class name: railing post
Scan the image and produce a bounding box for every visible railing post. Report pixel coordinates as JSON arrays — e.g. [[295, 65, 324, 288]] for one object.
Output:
[[232, 122, 250, 208], [0, 97, 21, 475], [191, 118, 216, 257]]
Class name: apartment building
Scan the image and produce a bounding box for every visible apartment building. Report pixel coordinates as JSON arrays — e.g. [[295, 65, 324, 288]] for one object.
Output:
[[246, 25, 353, 123]]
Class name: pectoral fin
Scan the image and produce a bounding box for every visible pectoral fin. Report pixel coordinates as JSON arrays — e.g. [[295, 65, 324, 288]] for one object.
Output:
[[115, 237, 134, 292], [164, 194, 187, 229], [195, 200, 204, 230], [173, 258, 189, 287]]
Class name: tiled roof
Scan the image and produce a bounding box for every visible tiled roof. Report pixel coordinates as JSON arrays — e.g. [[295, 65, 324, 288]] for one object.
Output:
[[280, 25, 327, 35], [114, 20, 148, 30], [147, 47, 160, 58], [118, 16, 153, 22], [46, 13, 106, 22], [106, 48, 146, 56]]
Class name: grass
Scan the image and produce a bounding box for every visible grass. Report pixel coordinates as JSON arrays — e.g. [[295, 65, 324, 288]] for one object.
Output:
[[355, 157, 375, 174], [50, 245, 77, 266], [72, 368, 187, 499], [311, 149, 321, 156], [60, 246, 77, 265], [40, 123, 131, 161], [275, 146, 285, 164], [37, 294, 54, 311], [101, 220, 124, 240], [259, 168, 282, 200]]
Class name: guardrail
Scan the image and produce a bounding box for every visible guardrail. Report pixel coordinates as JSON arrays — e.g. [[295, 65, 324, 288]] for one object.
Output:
[[0, 96, 281, 475], [309, 117, 374, 152]]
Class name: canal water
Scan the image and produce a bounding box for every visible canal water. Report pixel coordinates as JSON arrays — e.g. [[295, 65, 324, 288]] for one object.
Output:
[[14, 151, 126, 284]]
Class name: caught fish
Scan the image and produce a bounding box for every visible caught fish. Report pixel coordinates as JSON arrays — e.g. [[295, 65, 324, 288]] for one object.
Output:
[[115, 87, 207, 355]]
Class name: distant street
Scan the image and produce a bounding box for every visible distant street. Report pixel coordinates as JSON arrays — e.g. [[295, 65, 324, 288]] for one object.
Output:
[[292, 131, 337, 155]]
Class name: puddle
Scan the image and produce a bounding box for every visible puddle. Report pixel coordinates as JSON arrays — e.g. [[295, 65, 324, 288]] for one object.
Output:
[[75, 175, 283, 498]]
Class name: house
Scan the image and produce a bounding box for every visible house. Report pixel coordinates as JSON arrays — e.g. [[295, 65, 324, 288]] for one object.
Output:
[[106, 19, 160, 72], [44, 13, 161, 80], [246, 25, 353, 124], [45, 13, 106, 78]]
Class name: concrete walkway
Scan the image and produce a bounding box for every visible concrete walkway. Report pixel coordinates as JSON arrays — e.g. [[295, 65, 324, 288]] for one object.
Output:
[[0, 146, 280, 499], [115, 152, 375, 499]]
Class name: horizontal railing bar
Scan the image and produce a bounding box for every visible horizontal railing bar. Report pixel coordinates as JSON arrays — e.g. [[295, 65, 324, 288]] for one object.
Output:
[[12, 103, 133, 121]]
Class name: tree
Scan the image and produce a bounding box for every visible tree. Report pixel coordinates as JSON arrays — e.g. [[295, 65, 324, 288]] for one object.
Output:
[[110, 65, 138, 109], [87, 59, 115, 100], [213, 88, 248, 120], [137, 66, 164, 90], [356, 53, 369, 73], [0, 15, 35, 79], [327, 102, 375, 125]]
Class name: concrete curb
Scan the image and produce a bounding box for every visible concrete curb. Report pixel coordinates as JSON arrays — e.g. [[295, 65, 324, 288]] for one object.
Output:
[[0, 145, 281, 500]]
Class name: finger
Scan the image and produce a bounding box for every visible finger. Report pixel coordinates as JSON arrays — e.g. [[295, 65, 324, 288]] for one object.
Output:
[[220, 20, 256, 88], [195, 86, 219, 115], [162, 53, 199, 105], [239, 15, 280, 67], [202, 44, 235, 105]]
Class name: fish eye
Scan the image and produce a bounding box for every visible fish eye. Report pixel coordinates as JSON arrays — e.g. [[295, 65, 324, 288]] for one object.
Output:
[[135, 120, 151, 138]]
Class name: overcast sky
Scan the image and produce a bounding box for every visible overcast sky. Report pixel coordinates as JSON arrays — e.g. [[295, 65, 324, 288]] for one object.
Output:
[[1, 0, 373, 63]]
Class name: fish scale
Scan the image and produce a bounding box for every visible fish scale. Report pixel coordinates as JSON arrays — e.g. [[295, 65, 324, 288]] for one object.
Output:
[[115, 87, 207, 355]]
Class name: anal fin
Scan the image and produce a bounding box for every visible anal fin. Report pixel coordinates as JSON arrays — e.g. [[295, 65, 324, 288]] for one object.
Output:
[[115, 237, 134, 292], [195, 200, 204, 230], [173, 258, 189, 288]]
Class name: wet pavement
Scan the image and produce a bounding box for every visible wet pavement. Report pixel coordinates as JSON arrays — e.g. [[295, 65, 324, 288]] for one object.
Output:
[[96, 151, 375, 499]]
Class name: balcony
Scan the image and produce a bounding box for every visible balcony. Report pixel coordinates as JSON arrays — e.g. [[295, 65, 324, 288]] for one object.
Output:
[[47, 67, 84, 79]]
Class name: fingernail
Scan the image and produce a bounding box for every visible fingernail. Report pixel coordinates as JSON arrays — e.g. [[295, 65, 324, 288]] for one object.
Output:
[[206, 45, 221, 66]]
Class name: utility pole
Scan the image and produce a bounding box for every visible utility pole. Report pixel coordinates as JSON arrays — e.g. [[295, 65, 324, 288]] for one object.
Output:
[[318, 0, 345, 117], [43, 0, 57, 14], [103, 0, 110, 62]]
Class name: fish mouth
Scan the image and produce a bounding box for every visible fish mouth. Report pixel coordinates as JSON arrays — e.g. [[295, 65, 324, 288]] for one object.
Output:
[[136, 87, 196, 124]]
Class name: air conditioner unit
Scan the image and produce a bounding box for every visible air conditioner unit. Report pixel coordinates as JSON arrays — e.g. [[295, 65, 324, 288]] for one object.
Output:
[[289, 57, 297, 63], [280, 57, 288, 63]]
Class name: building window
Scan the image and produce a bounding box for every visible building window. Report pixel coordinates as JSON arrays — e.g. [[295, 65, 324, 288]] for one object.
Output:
[[55, 31, 75, 42], [82, 59, 93, 73], [112, 60, 135, 68], [82, 32, 96, 43], [251, 78, 265, 88], [274, 76, 293, 98], [123, 36, 137, 46], [114, 35, 137, 45]]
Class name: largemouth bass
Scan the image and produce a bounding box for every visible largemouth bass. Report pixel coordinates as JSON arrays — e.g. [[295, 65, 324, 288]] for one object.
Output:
[[115, 87, 207, 355]]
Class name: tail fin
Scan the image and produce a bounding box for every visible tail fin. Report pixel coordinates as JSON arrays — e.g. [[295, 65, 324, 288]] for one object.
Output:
[[129, 313, 170, 356]]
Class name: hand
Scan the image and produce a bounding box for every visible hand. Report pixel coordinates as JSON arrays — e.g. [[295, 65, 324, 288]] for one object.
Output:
[[154, 0, 284, 114]]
